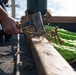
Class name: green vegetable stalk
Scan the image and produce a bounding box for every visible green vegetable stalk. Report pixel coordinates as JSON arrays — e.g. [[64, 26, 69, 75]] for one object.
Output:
[[44, 25, 76, 62]]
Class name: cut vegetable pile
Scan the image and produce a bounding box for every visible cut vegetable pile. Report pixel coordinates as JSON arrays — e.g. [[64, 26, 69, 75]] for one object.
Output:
[[44, 25, 76, 62]]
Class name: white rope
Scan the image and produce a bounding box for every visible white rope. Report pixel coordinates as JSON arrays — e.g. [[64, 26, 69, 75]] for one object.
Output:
[[16, 34, 20, 75]]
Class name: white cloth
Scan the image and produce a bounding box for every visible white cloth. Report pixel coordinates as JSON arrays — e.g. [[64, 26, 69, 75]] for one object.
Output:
[[0, 23, 2, 30]]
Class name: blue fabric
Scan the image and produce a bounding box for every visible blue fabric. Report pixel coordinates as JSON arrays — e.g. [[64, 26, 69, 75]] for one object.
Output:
[[0, 0, 7, 11], [0, 35, 4, 45]]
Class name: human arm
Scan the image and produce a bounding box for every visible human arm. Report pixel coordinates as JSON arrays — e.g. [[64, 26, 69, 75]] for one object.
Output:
[[0, 6, 20, 35]]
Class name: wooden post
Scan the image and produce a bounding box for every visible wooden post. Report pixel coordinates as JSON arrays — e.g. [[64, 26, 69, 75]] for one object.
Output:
[[31, 37, 76, 75], [11, 0, 15, 18]]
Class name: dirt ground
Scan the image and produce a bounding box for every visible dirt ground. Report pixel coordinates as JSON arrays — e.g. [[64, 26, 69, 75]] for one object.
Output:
[[0, 34, 38, 75], [0, 34, 76, 75]]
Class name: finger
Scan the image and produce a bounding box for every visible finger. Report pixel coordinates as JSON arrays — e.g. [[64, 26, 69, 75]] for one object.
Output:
[[12, 28, 21, 34]]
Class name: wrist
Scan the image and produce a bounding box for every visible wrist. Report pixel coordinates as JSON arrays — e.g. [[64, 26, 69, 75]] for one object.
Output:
[[0, 6, 9, 21]]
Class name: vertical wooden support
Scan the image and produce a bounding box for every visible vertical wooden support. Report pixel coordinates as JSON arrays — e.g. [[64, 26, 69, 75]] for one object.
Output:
[[31, 37, 76, 75], [11, 0, 15, 18]]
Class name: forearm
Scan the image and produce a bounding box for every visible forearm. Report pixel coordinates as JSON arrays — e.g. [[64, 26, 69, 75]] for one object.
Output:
[[0, 6, 9, 21]]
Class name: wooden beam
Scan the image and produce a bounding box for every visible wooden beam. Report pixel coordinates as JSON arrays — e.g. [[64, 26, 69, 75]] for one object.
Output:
[[11, 0, 15, 18], [31, 37, 76, 75], [47, 16, 76, 23]]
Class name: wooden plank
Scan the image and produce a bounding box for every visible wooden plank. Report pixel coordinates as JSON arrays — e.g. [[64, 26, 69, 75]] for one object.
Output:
[[47, 16, 76, 23], [11, 0, 15, 18], [31, 37, 76, 75]]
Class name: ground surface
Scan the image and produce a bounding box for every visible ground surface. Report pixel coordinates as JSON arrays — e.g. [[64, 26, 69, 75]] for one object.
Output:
[[0, 34, 76, 75], [0, 34, 38, 75]]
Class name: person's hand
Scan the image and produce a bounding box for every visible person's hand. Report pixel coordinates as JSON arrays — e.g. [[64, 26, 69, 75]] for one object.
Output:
[[2, 16, 21, 35]]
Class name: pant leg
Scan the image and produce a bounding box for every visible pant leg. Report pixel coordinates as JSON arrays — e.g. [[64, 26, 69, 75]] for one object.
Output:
[[0, 30, 5, 45], [0, 30, 12, 45], [0, 30, 12, 41]]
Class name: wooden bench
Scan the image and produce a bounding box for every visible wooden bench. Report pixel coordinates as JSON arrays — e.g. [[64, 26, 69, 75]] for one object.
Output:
[[30, 37, 76, 75]]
